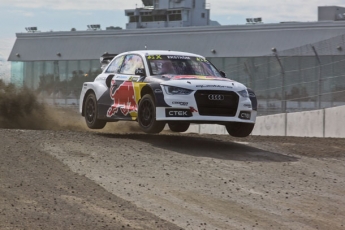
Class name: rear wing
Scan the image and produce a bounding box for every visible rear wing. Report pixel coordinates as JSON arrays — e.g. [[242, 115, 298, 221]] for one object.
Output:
[[100, 53, 118, 70]]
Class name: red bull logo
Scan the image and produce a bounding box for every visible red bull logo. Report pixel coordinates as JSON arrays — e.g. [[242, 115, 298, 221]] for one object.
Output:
[[107, 80, 137, 117], [190, 107, 198, 113]]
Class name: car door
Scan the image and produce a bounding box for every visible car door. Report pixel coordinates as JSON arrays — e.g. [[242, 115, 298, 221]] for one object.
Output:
[[106, 54, 146, 120], [96, 54, 125, 119]]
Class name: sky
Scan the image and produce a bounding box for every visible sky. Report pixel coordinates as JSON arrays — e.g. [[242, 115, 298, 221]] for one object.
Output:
[[0, 0, 345, 81]]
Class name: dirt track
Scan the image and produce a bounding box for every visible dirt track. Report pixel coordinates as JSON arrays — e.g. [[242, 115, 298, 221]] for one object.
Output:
[[1, 117, 345, 230]]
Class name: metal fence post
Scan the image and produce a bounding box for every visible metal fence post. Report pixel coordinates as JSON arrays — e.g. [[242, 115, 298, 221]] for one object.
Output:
[[273, 52, 286, 113], [311, 45, 322, 109]]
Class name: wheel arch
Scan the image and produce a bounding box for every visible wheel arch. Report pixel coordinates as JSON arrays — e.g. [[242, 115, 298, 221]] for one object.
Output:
[[140, 83, 170, 107], [140, 85, 155, 102], [81, 89, 96, 117]]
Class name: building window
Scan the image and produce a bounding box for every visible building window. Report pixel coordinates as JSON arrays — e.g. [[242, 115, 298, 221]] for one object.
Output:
[[142, 15, 154, 22], [168, 11, 182, 21], [129, 16, 139, 23], [201, 13, 205, 18], [154, 15, 167, 21]]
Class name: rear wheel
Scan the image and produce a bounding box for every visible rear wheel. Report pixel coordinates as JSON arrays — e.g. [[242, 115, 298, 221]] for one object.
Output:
[[138, 94, 165, 134], [84, 93, 106, 129], [168, 122, 190, 132], [225, 122, 254, 137]]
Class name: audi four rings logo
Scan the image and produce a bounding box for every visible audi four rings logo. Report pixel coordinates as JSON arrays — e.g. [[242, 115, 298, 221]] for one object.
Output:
[[208, 94, 224, 100]]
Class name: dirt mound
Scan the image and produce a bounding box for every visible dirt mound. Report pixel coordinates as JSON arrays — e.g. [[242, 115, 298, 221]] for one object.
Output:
[[0, 80, 142, 133]]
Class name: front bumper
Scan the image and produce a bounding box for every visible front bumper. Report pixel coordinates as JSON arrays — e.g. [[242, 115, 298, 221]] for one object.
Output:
[[156, 90, 257, 124]]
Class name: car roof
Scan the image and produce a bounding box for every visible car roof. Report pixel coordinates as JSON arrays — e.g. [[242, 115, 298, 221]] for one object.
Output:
[[117, 50, 205, 58]]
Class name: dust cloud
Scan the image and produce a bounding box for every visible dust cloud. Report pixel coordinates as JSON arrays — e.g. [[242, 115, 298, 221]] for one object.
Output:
[[0, 80, 142, 133]]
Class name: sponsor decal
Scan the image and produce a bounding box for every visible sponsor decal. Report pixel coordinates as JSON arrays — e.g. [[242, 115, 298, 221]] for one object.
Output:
[[239, 111, 251, 120], [115, 75, 129, 80], [172, 101, 188, 106], [243, 103, 252, 108], [165, 109, 192, 117], [196, 85, 233, 89], [107, 80, 137, 117], [128, 76, 139, 82], [167, 56, 191, 60], [172, 76, 233, 81]]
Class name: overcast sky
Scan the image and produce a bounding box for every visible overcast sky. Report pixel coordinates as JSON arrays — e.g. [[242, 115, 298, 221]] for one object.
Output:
[[0, 0, 345, 60]]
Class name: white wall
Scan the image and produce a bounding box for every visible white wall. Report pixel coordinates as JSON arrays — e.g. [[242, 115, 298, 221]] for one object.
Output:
[[251, 114, 286, 136], [286, 110, 324, 137], [325, 106, 345, 137], [181, 105, 345, 138]]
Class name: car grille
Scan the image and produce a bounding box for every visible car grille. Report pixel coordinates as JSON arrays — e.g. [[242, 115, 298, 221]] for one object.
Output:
[[194, 90, 239, 116]]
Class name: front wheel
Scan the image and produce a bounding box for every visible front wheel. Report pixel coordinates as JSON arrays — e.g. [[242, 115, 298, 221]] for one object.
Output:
[[168, 122, 190, 132], [84, 93, 106, 129], [138, 94, 165, 134], [225, 122, 254, 137]]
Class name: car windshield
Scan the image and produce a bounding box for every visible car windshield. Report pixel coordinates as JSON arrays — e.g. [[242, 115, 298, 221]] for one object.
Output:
[[147, 55, 222, 77]]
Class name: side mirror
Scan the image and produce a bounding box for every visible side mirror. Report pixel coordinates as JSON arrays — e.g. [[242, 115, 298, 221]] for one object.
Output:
[[135, 68, 146, 77], [219, 71, 226, 78]]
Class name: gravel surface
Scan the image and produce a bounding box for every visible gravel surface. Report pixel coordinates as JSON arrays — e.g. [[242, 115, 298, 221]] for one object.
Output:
[[1, 126, 345, 230], [1, 83, 344, 230]]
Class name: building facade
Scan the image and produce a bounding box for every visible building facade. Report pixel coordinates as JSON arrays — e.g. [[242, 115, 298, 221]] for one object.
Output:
[[7, 5, 345, 113]]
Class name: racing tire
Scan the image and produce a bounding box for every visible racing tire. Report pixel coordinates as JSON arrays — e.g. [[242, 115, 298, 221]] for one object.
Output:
[[168, 122, 190, 132], [225, 122, 254, 137], [84, 93, 107, 129], [138, 94, 165, 134]]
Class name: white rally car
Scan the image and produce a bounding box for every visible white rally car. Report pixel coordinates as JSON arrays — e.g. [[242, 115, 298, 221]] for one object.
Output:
[[79, 50, 257, 137]]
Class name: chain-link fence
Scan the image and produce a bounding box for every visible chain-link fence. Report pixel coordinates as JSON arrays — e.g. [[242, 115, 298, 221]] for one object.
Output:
[[223, 34, 345, 116]]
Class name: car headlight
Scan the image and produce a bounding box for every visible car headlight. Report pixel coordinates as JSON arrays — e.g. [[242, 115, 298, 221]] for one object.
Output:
[[237, 89, 249, 98], [163, 86, 193, 95]]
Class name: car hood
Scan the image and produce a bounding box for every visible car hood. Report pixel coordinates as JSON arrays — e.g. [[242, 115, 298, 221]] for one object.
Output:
[[159, 75, 246, 91]]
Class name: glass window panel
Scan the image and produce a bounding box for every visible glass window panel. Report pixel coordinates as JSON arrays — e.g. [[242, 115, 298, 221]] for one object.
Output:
[[10, 62, 24, 87], [120, 55, 144, 75], [106, 55, 125, 73]]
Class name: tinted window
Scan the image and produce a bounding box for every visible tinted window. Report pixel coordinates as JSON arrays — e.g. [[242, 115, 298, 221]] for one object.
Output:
[[147, 55, 222, 77], [105, 55, 125, 73]]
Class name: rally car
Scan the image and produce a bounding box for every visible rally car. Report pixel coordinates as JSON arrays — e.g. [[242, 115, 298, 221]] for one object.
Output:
[[79, 50, 257, 137]]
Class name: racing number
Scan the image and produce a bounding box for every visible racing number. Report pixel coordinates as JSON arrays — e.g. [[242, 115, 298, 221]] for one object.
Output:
[[196, 57, 208, 62], [147, 55, 162, 60]]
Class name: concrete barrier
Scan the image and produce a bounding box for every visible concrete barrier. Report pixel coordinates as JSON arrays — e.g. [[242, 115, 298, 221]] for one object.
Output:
[[286, 110, 324, 137], [200, 124, 226, 135], [185, 124, 200, 134], [177, 105, 345, 138], [251, 114, 286, 136], [325, 106, 345, 138]]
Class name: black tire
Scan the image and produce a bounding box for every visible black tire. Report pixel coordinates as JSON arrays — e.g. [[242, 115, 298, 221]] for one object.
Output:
[[225, 122, 254, 137], [138, 94, 165, 134], [168, 122, 190, 132], [84, 93, 107, 129]]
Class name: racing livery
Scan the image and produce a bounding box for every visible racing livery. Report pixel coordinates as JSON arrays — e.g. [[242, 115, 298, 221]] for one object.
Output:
[[80, 50, 257, 137]]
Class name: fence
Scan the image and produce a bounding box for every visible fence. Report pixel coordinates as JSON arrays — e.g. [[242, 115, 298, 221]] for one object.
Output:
[[222, 34, 345, 116]]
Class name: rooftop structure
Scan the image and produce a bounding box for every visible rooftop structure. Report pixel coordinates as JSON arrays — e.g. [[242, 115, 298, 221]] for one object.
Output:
[[125, 0, 218, 29], [318, 6, 345, 21]]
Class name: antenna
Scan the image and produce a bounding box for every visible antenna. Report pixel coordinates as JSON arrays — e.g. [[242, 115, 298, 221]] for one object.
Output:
[[87, 24, 101, 31], [25, 27, 38, 33]]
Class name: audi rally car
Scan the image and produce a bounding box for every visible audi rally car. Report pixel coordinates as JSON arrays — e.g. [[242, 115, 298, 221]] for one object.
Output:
[[79, 50, 257, 137]]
